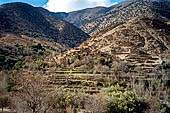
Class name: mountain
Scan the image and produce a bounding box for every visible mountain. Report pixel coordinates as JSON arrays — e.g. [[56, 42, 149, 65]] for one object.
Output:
[[64, 7, 109, 27], [59, 0, 170, 35], [0, 2, 89, 47], [55, 6, 109, 32], [56, 16, 170, 70]]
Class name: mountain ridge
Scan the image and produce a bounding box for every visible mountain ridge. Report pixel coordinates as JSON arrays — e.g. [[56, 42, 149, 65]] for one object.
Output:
[[0, 2, 90, 47], [55, 0, 170, 36]]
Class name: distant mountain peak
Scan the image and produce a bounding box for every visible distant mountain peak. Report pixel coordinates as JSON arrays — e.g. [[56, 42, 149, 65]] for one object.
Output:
[[59, 0, 170, 35]]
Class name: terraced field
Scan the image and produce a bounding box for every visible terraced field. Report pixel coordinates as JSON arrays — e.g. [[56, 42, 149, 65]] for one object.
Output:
[[56, 17, 170, 72], [21, 70, 170, 99]]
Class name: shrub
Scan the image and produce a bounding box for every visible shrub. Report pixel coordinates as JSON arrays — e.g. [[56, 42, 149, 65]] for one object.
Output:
[[159, 61, 170, 70], [13, 61, 24, 70], [31, 43, 44, 52], [0, 54, 5, 63], [75, 55, 81, 60], [103, 85, 147, 113], [96, 82, 104, 87], [0, 54, 19, 69], [99, 56, 112, 67], [34, 57, 47, 70], [161, 101, 170, 113], [99, 58, 106, 65], [82, 81, 90, 86]]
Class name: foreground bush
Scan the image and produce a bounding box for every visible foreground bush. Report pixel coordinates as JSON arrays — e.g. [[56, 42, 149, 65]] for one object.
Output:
[[103, 85, 147, 113]]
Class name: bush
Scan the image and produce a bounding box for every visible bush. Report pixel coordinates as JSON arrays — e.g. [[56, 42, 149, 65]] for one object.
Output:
[[0, 54, 19, 69], [99, 58, 106, 65], [96, 82, 104, 87], [82, 81, 90, 86], [31, 43, 44, 52], [159, 61, 170, 70], [75, 55, 81, 60], [34, 57, 47, 70], [47, 92, 85, 113], [161, 101, 170, 113], [103, 85, 147, 113], [0, 54, 5, 64], [13, 61, 24, 70], [99, 56, 112, 67]]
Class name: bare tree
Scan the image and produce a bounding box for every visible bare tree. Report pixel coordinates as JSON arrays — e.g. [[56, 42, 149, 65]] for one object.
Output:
[[84, 94, 108, 113], [0, 94, 10, 113], [11, 75, 52, 113]]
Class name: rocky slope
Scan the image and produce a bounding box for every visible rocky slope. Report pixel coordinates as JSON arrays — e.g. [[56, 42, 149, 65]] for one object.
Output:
[[59, 0, 170, 36], [56, 16, 170, 70], [65, 7, 109, 27], [0, 2, 89, 47], [54, 6, 108, 26]]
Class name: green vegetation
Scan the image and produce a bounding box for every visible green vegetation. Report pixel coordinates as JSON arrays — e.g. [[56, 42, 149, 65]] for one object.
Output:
[[34, 57, 47, 70], [0, 54, 5, 66], [82, 81, 91, 86], [0, 54, 19, 69], [13, 61, 25, 70], [96, 81, 104, 87], [104, 85, 147, 113], [30, 43, 44, 52], [99, 56, 112, 67], [15, 44, 25, 54], [75, 54, 81, 60], [161, 101, 170, 113], [99, 58, 105, 65], [160, 61, 170, 70]]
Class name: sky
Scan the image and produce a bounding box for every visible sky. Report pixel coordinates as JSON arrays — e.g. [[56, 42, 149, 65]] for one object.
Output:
[[0, 0, 124, 12]]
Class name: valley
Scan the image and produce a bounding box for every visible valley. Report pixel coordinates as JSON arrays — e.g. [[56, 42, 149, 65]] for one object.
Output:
[[0, 0, 170, 113]]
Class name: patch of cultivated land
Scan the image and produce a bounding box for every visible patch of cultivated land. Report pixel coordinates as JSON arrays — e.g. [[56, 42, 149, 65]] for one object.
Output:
[[20, 69, 170, 97]]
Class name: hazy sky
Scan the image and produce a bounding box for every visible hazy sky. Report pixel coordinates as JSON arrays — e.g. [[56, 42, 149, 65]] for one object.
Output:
[[0, 0, 124, 12]]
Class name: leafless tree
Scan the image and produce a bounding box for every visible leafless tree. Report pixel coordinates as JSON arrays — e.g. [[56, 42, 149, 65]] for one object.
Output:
[[84, 94, 108, 113], [11, 75, 52, 113], [0, 94, 10, 113]]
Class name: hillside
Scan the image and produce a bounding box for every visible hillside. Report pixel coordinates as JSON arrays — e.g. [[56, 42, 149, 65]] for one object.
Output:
[[0, 34, 65, 70], [59, 0, 170, 35], [56, 16, 170, 70], [55, 6, 108, 26], [0, 2, 89, 47], [65, 7, 108, 27]]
